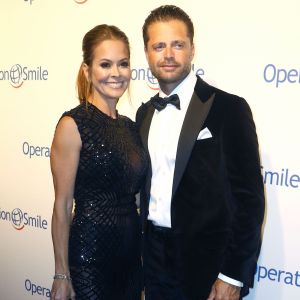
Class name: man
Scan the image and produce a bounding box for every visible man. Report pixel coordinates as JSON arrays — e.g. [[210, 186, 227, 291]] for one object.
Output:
[[136, 5, 265, 300]]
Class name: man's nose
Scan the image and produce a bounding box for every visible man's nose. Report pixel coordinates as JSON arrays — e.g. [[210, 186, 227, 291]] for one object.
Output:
[[164, 46, 174, 59]]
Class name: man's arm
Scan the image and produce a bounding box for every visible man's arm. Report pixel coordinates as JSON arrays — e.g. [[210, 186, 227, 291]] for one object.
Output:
[[221, 97, 265, 287]]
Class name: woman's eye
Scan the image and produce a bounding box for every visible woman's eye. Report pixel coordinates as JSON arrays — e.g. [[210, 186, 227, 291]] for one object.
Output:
[[100, 62, 111, 68], [120, 61, 129, 68]]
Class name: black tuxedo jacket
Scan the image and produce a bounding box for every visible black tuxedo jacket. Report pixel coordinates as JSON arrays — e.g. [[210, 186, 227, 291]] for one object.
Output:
[[136, 76, 265, 299]]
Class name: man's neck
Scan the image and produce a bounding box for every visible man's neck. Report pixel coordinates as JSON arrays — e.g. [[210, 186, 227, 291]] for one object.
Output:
[[159, 69, 193, 96]]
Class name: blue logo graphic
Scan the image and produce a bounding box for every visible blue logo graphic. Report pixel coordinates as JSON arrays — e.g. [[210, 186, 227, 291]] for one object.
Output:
[[10, 64, 23, 87], [0, 64, 48, 88], [25, 279, 51, 298], [263, 64, 300, 87], [0, 207, 48, 230], [22, 142, 50, 159], [11, 208, 24, 230]]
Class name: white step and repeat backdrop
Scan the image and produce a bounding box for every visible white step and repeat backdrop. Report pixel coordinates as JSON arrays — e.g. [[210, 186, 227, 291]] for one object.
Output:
[[0, 0, 299, 299]]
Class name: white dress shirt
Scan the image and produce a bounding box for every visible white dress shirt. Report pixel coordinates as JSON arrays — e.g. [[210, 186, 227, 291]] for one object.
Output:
[[147, 70, 243, 288], [148, 70, 196, 227]]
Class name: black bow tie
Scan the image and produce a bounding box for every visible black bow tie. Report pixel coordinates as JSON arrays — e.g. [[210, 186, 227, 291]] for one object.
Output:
[[150, 94, 180, 111]]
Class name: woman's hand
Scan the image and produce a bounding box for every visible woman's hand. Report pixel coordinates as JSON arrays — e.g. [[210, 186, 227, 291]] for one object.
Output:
[[51, 279, 76, 300]]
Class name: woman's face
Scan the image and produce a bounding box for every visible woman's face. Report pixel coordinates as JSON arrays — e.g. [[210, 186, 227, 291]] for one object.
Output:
[[84, 39, 130, 102]]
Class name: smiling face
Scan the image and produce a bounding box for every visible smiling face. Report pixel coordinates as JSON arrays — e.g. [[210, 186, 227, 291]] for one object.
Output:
[[83, 39, 131, 103], [145, 19, 194, 94]]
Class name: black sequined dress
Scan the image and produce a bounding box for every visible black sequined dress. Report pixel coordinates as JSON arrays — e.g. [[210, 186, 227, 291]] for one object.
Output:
[[62, 103, 148, 300]]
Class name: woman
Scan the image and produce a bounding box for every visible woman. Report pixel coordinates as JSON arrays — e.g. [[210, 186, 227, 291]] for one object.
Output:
[[50, 24, 148, 300]]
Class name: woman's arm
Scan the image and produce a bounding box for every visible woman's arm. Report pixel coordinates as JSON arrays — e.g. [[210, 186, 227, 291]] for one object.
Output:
[[50, 116, 81, 300]]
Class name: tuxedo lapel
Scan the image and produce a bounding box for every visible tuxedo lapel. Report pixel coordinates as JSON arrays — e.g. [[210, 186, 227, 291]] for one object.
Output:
[[139, 104, 155, 204], [172, 91, 215, 198], [139, 104, 155, 149]]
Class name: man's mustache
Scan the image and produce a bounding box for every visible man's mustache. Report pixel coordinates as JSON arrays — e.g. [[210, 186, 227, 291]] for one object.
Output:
[[159, 60, 180, 67]]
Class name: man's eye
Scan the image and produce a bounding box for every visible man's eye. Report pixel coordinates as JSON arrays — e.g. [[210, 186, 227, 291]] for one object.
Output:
[[174, 43, 184, 49], [100, 62, 111, 68], [154, 44, 164, 51]]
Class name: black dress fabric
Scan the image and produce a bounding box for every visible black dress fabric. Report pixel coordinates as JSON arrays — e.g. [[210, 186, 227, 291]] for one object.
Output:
[[62, 103, 148, 300]]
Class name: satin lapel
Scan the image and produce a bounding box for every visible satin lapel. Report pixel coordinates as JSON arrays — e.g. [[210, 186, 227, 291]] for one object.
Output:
[[172, 92, 215, 198], [139, 105, 155, 202], [139, 105, 155, 149]]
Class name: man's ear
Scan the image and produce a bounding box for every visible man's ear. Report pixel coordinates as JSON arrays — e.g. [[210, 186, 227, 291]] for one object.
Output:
[[144, 46, 149, 63], [191, 43, 195, 60]]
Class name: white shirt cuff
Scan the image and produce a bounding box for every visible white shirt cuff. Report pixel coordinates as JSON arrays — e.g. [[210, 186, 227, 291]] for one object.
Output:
[[218, 273, 244, 287]]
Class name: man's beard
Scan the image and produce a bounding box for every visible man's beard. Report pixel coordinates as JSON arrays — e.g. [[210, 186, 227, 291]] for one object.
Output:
[[151, 63, 191, 85]]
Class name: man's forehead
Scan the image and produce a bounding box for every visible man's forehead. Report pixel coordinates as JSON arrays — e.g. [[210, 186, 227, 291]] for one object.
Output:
[[147, 21, 189, 40]]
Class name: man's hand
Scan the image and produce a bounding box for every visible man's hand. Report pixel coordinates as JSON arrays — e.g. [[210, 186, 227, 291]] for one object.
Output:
[[207, 278, 241, 300]]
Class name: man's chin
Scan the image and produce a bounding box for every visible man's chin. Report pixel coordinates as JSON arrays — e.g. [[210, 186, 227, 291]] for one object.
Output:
[[159, 75, 184, 85]]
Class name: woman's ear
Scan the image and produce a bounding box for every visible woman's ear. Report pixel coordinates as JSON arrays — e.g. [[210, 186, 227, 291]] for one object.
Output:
[[82, 63, 90, 81]]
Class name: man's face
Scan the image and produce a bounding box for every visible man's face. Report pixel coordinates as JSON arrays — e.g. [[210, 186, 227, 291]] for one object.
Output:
[[145, 19, 194, 94]]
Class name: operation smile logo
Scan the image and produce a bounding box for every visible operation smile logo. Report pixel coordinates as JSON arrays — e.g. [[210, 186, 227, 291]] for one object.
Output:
[[131, 64, 205, 90], [262, 166, 300, 189], [256, 265, 300, 287], [25, 279, 50, 298], [0, 207, 48, 230], [263, 63, 300, 87], [0, 64, 48, 88]]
